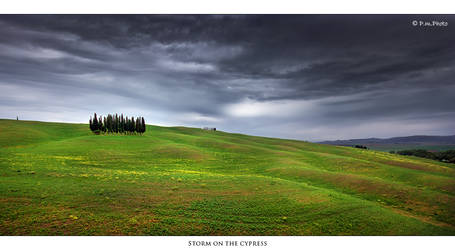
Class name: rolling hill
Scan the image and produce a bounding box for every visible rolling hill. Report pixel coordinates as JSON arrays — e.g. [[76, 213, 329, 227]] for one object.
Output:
[[0, 119, 454, 235], [320, 135, 455, 152]]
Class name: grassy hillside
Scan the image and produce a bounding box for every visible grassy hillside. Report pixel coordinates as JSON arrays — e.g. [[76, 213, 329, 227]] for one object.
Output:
[[1, 119, 454, 235]]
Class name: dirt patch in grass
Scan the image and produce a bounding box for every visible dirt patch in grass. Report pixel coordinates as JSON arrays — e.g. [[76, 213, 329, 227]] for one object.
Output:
[[150, 146, 210, 161], [0, 197, 33, 206], [440, 181, 455, 193], [276, 145, 300, 152], [292, 193, 329, 204], [194, 138, 251, 153]]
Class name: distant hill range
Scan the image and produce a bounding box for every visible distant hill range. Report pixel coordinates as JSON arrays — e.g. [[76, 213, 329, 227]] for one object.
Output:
[[319, 135, 455, 152]]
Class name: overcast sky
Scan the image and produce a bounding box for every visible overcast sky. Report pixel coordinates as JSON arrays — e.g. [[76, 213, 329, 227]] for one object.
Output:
[[0, 15, 454, 141]]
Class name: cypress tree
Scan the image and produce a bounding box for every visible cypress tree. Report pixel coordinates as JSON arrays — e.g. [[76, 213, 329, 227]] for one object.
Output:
[[123, 114, 126, 133], [89, 116, 93, 131], [125, 116, 129, 134], [119, 114, 122, 134], [120, 114, 124, 134], [110, 114, 114, 133], [102, 116, 105, 133], [108, 114, 113, 133], [93, 113, 98, 130], [126, 117, 130, 134], [141, 117, 146, 134], [112, 115, 115, 133], [99, 117, 103, 132], [115, 114, 119, 133], [105, 115, 109, 133], [130, 117, 134, 133], [111, 114, 115, 133], [127, 117, 130, 134], [136, 117, 140, 134]]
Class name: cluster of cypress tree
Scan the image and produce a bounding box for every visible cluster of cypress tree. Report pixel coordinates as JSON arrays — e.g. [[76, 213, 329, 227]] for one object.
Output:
[[89, 113, 146, 135]]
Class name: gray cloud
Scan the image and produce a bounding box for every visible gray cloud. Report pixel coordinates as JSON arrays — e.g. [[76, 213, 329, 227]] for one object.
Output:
[[0, 15, 454, 141]]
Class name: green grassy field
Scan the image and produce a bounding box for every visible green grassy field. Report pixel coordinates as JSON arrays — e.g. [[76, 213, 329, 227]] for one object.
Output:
[[1, 119, 454, 235]]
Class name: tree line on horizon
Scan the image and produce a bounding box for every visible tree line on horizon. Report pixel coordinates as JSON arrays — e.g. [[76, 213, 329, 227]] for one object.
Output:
[[89, 113, 146, 135], [390, 149, 455, 164]]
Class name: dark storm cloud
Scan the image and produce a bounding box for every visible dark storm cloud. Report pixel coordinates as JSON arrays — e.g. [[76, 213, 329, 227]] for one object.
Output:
[[0, 15, 454, 140]]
